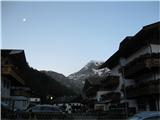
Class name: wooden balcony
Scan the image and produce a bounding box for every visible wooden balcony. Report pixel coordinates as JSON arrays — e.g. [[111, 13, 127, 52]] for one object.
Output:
[[126, 79, 160, 99], [2, 65, 13, 74], [1, 65, 25, 85], [10, 86, 31, 97], [101, 76, 119, 90], [124, 53, 160, 79], [85, 87, 99, 97], [11, 89, 31, 97]]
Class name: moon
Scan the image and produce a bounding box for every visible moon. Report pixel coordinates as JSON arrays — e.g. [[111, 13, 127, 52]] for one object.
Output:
[[22, 18, 26, 22]]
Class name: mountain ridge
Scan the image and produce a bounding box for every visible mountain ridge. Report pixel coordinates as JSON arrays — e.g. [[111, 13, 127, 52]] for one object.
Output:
[[42, 60, 110, 94]]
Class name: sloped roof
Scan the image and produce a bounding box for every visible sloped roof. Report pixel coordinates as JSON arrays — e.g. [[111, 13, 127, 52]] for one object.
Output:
[[99, 21, 160, 69], [1, 49, 28, 68]]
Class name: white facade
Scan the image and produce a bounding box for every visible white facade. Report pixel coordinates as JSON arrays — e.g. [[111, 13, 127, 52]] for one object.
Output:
[[96, 91, 110, 102], [109, 43, 160, 111]]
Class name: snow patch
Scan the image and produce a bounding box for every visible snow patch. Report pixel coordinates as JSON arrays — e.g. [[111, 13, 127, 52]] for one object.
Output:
[[93, 67, 110, 76], [83, 65, 88, 70]]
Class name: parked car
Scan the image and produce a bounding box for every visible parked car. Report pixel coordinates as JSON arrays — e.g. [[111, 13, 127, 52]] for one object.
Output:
[[26, 104, 63, 113], [128, 111, 160, 120]]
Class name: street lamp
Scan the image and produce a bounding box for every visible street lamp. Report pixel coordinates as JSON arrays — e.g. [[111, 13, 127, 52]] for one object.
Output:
[[50, 97, 53, 100]]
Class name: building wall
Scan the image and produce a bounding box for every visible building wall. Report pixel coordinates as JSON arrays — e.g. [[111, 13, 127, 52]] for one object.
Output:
[[127, 100, 138, 109], [151, 44, 160, 53], [1, 77, 11, 98], [109, 50, 146, 109], [110, 65, 120, 76], [126, 46, 149, 64], [156, 72, 160, 79], [12, 96, 29, 111], [109, 65, 122, 91], [96, 91, 111, 102], [1, 76, 12, 109], [123, 44, 160, 111], [108, 65, 125, 98], [120, 44, 160, 86], [109, 44, 160, 111], [125, 44, 159, 65], [94, 103, 107, 111]]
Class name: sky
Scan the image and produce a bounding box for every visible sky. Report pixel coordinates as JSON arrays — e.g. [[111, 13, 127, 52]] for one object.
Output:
[[1, 1, 159, 76]]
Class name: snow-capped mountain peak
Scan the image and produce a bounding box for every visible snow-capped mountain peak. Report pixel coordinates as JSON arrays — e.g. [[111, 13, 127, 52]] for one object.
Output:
[[67, 60, 110, 91]]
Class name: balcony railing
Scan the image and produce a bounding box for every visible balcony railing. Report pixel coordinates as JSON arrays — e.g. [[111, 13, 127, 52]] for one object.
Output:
[[101, 92, 121, 102], [11, 90, 31, 97], [11, 86, 31, 97], [11, 86, 31, 91], [85, 87, 99, 97], [126, 79, 160, 99], [101, 76, 119, 90], [123, 53, 160, 79]]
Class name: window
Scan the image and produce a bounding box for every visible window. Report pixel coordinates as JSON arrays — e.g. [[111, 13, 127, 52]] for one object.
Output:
[[3, 80, 7, 88], [149, 99, 157, 111], [137, 99, 146, 111], [6, 80, 10, 89]]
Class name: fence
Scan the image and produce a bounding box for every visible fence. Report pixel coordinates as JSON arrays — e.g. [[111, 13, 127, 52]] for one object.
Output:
[[1, 109, 135, 120]]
